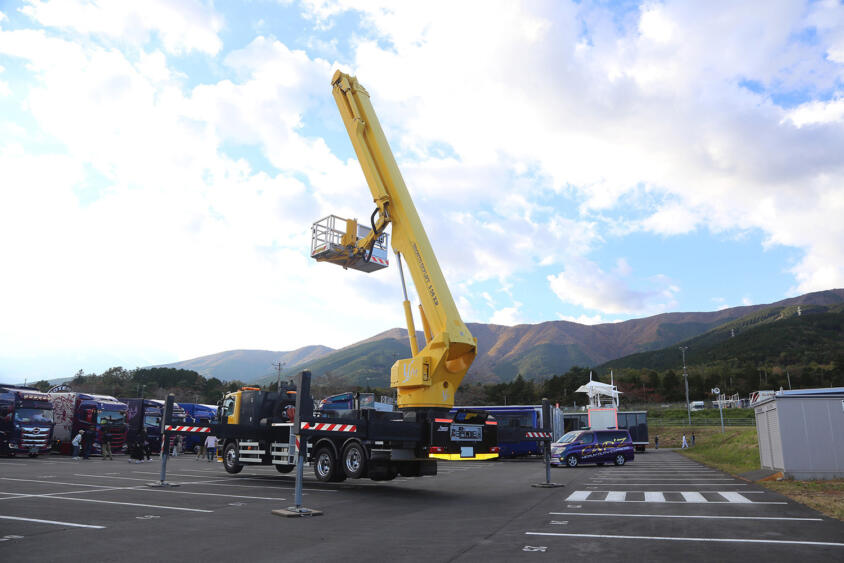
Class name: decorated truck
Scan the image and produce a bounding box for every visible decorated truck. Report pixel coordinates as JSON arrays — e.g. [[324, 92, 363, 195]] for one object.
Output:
[[48, 390, 128, 455], [0, 384, 54, 457], [121, 398, 187, 454]]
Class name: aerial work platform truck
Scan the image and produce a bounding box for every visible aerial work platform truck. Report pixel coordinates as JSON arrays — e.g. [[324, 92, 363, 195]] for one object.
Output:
[[213, 71, 498, 482]]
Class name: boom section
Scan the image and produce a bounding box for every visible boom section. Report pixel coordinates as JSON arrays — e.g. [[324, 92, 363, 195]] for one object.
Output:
[[319, 70, 476, 409]]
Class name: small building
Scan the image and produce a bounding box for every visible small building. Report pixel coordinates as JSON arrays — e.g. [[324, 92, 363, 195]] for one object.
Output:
[[753, 387, 844, 480]]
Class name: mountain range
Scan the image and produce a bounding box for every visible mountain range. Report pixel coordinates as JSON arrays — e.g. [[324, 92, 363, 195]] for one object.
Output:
[[158, 288, 844, 387]]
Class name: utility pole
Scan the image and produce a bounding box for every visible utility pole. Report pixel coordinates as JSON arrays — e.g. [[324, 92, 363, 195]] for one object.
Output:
[[273, 361, 286, 392], [679, 346, 690, 425]]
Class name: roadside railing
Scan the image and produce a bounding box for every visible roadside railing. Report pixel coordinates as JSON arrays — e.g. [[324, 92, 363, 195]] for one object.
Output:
[[652, 418, 756, 427]]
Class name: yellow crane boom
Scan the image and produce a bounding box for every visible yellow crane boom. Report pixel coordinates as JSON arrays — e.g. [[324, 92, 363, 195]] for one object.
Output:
[[311, 70, 476, 409]]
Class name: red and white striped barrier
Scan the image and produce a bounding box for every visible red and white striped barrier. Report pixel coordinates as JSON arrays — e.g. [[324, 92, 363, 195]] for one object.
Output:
[[525, 431, 553, 439], [164, 425, 211, 433], [300, 422, 357, 433]]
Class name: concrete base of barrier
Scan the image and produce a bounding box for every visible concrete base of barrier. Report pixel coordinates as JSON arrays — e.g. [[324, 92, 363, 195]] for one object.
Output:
[[531, 482, 564, 488], [272, 507, 323, 518], [146, 482, 181, 488]]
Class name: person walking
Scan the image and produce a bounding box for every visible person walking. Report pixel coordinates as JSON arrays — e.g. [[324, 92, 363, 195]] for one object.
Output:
[[100, 426, 113, 460], [71, 429, 84, 460], [195, 437, 206, 461], [205, 435, 217, 462], [681, 434, 689, 449], [654, 435, 659, 450], [691, 432, 696, 447]]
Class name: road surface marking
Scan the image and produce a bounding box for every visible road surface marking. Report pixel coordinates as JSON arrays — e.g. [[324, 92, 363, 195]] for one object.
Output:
[[525, 532, 844, 547], [565, 491, 779, 503], [716, 491, 752, 503], [681, 492, 708, 503], [549, 512, 823, 521], [0, 515, 106, 529]]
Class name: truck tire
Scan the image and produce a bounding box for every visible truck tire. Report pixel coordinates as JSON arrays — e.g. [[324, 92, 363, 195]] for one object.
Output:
[[275, 464, 295, 474], [341, 442, 367, 479], [223, 442, 244, 474], [313, 446, 345, 482], [369, 465, 398, 481]]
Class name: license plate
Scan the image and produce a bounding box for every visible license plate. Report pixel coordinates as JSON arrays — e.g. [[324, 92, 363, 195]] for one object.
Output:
[[460, 447, 474, 458], [450, 424, 482, 442]]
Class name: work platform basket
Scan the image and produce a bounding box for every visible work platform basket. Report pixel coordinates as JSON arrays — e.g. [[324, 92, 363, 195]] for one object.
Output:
[[310, 215, 389, 273]]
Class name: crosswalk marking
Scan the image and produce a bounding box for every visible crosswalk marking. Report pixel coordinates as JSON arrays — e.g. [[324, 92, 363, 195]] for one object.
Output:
[[718, 491, 752, 503], [565, 491, 779, 504]]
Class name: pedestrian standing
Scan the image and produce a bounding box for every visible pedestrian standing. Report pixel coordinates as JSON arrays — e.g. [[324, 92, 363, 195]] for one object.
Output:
[[71, 429, 84, 460], [101, 427, 113, 460], [205, 435, 217, 462], [681, 434, 688, 449], [131, 435, 145, 463], [654, 435, 659, 450], [82, 428, 94, 459], [141, 428, 152, 461], [691, 432, 696, 447], [172, 434, 182, 456]]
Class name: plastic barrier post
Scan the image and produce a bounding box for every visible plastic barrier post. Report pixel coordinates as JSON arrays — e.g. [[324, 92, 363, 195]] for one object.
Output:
[[273, 370, 322, 517], [532, 398, 563, 488], [148, 394, 179, 488]]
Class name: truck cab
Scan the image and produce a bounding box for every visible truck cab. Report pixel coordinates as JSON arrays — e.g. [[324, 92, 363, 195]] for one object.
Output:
[[179, 403, 218, 453], [122, 398, 187, 454], [0, 385, 54, 457]]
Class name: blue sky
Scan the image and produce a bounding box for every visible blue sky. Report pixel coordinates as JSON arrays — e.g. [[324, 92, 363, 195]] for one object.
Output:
[[0, 0, 842, 380]]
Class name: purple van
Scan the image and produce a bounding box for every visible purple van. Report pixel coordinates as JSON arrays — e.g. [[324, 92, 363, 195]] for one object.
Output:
[[550, 428, 635, 467]]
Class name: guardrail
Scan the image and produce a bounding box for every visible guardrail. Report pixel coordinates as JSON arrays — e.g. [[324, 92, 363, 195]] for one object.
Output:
[[651, 418, 756, 427]]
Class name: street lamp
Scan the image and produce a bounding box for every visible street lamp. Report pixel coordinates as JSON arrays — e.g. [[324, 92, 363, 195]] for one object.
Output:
[[679, 346, 690, 425]]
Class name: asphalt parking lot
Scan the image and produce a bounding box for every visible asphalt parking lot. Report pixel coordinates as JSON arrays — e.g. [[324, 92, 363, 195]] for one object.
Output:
[[0, 450, 842, 562]]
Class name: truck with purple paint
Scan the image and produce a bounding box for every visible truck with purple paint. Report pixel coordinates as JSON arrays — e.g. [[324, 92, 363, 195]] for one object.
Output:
[[121, 398, 188, 454], [48, 390, 128, 455], [0, 384, 54, 457]]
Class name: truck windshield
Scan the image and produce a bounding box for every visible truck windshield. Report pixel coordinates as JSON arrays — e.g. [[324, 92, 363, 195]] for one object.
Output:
[[555, 431, 582, 444], [14, 408, 53, 423], [144, 415, 161, 427], [98, 411, 126, 425]]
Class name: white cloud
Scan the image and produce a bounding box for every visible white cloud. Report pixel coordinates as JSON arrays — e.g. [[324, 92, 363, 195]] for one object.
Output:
[[489, 304, 524, 326], [547, 258, 678, 315], [785, 98, 844, 127], [556, 313, 615, 325], [20, 0, 223, 55], [302, 1, 844, 295]]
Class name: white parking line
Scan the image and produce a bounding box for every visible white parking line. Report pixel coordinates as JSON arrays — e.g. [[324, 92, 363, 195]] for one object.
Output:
[[525, 532, 844, 547], [644, 492, 665, 502], [549, 512, 824, 522], [3, 476, 286, 501], [27, 496, 214, 512], [131, 471, 338, 492], [0, 515, 106, 528]]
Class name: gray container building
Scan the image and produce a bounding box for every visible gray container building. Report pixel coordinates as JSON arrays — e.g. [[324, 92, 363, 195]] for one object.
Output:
[[753, 387, 844, 480]]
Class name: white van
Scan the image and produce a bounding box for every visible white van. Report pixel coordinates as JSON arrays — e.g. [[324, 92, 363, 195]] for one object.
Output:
[[690, 401, 705, 411]]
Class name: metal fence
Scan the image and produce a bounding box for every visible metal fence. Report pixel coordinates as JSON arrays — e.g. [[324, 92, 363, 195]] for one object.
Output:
[[653, 418, 756, 427]]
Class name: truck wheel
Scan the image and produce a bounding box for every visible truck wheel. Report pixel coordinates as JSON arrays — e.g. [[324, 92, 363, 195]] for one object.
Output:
[[223, 443, 243, 474], [275, 464, 295, 474], [566, 454, 579, 468], [614, 454, 626, 466], [342, 442, 367, 479], [314, 447, 345, 482], [369, 465, 398, 481]]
